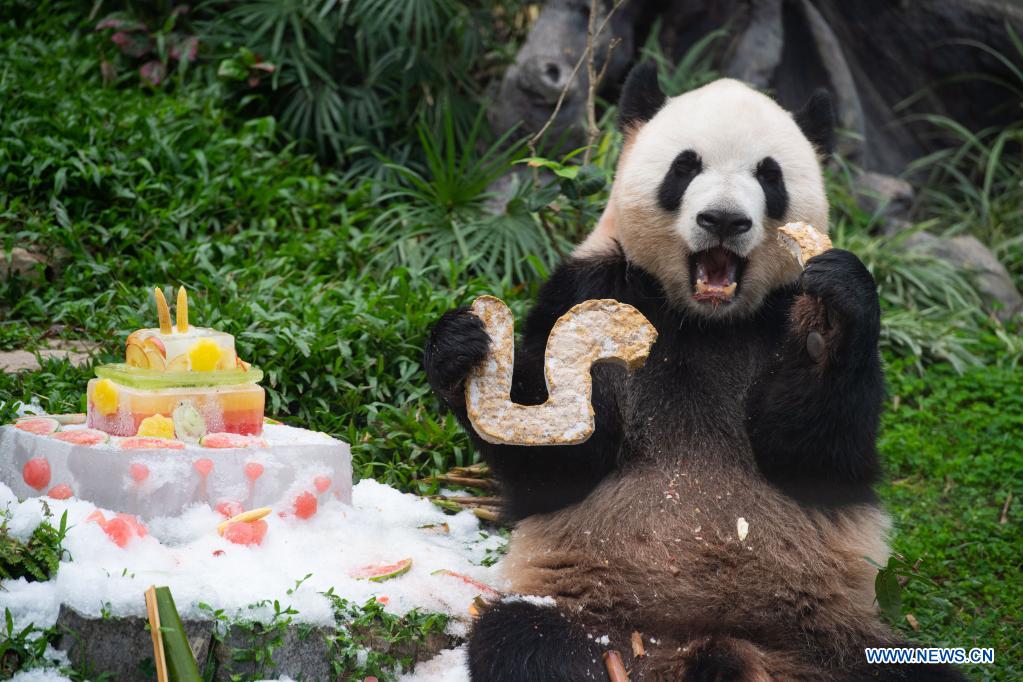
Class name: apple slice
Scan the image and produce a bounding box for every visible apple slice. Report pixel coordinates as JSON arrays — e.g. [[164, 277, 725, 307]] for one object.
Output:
[[126, 343, 149, 368], [145, 348, 167, 370], [143, 337, 166, 357], [166, 354, 189, 371]]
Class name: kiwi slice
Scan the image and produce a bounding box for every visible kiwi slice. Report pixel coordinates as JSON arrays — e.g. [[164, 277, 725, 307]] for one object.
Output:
[[94, 363, 263, 389]]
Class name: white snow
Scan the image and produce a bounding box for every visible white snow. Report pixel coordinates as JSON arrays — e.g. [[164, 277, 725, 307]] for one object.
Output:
[[10, 669, 72, 682], [0, 478, 507, 678], [399, 646, 470, 682], [5, 497, 46, 541]]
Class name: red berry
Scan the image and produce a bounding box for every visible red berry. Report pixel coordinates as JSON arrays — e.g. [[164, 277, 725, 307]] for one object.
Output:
[[22, 458, 51, 490], [193, 458, 214, 477], [47, 484, 73, 500], [212, 549, 225, 557], [293, 491, 317, 519], [216, 501, 244, 518], [314, 476, 331, 493]]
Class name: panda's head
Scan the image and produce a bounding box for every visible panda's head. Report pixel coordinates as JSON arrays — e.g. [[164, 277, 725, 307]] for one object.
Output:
[[605, 65, 833, 319]]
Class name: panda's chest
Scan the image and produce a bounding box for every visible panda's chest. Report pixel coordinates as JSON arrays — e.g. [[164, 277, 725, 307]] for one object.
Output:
[[620, 322, 775, 456]]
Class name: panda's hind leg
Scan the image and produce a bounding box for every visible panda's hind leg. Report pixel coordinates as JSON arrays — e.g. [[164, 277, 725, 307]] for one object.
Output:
[[467, 600, 605, 681]]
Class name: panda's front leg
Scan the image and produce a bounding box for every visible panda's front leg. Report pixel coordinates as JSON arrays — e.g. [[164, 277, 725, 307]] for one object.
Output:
[[746, 248, 885, 491]]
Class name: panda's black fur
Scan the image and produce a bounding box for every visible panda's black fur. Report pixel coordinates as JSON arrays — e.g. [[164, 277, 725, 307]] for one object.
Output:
[[423, 68, 965, 681]]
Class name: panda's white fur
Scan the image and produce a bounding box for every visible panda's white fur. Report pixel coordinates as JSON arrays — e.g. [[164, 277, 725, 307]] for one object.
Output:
[[578, 79, 829, 319]]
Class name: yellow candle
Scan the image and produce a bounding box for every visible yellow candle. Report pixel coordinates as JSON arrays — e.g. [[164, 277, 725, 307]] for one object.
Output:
[[176, 286, 188, 333], [154, 288, 172, 334]]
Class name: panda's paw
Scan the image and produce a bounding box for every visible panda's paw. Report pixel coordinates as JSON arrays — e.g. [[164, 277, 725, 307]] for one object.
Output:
[[794, 249, 880, 365], [423, 307, 490, 406]]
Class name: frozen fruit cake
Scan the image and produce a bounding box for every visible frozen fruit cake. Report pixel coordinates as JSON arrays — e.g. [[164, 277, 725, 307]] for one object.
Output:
[[87, 287, 265, 438]]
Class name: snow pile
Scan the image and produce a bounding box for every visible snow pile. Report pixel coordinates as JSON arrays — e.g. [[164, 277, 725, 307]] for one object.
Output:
[[0, 478, 503, 679]]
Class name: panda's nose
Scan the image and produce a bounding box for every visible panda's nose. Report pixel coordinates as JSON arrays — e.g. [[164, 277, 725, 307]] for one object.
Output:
[[696, 210, 753, 240]]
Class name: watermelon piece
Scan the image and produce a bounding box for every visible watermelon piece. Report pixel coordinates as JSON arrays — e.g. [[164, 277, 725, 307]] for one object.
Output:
[[293, 491, 317, 519], [52, 429, 109, 446], [119, 437, 185, 450], [244, 462, 264, 480], [201, 432, 269, 449], [193, 458, 214, 477], [47, 484, 73, 500], [102, 516, 134, 547], [129, 463, 150, 483], [349, 558, 413, 583], [431, 569, 502, 600], [86, 510, 107, 526], [22, 458, 51, 490], [223, 519, 268, 546], [14, 417, 60, 436]]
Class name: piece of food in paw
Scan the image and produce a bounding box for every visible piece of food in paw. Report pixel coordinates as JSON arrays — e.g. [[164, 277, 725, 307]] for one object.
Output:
[[465, 295, 657, 446], [777, 222, 833, 268]]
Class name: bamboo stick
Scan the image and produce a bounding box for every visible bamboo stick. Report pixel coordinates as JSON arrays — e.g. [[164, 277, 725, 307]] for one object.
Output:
[[144, 586, 168, 682]]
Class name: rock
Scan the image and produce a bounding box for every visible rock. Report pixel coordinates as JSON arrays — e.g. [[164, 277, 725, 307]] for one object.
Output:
[[488, 0, 636, 156], [488, 1, 1023, 175], [903, 232, 1023, 321], [724, 0, 783, 89], [55, 605, 213, 681], [0, 248, 50, 282], [213, 624, 334, 681], [212, 622, 459, 680], [0, 340, 99, 374], [853, 172, 915, 234]]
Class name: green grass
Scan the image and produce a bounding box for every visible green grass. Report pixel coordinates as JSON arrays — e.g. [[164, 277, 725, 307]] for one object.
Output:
[[879, 353, 1022, 680], [1, 2, 1021, 680]]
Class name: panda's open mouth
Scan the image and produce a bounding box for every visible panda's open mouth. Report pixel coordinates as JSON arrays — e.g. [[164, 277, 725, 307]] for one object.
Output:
[[690, 247, 746, 304]]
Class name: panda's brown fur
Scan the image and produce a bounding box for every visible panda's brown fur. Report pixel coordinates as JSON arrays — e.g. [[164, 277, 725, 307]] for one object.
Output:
[[424, 65, 965, 680]]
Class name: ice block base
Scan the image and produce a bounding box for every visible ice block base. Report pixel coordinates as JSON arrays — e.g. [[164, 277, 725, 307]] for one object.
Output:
[[0, 423, 351, 520]]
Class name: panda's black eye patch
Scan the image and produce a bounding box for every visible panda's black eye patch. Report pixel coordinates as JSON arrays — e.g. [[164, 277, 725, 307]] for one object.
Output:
[[755, 157, 788, 220], [657, 149, 702, 212]]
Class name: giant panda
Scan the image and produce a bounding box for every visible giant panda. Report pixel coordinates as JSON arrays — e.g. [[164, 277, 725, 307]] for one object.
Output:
[[424, 64, 964, 681]]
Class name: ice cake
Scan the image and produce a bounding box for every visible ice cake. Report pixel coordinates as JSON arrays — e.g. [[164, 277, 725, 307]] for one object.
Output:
[[86, 287, 264, 437]]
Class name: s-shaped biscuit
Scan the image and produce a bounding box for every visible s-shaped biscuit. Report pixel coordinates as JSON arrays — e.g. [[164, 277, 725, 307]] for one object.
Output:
[[465, 296, 658, 446]]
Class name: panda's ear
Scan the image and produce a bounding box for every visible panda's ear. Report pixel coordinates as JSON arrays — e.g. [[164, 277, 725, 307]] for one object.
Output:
[[794, 89, 835, 158], [618, 62, 665, 131]]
